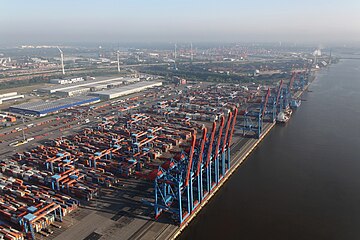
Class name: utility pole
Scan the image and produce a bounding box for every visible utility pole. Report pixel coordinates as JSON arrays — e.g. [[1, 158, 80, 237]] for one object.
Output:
[[21, 116, 26, 142]]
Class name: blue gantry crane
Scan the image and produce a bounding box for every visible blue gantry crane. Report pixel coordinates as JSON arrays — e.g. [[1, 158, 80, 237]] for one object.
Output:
[[239, 88, 270, 138], [264, 90, 277, 123], [293, 72, 308, 91], [145, 108, 238, 225], [286, 71, 308, 109]]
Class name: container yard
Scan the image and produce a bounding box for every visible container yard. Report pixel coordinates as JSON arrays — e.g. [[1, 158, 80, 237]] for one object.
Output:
[[0, 70, 311, 240]]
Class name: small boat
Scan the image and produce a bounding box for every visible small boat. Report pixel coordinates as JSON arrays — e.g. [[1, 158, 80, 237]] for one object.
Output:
[[276, 109, 292, 124]]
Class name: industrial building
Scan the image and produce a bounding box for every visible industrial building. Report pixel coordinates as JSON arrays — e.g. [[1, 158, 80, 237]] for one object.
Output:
[[90, 81, 162, 100], [9, 96, 100, 116], [38, 77, 139, 94], [56, 87, 91, 97], [0, 113, 16, 125], [0, 92, 25, 104], [49, 77, 85, 85]]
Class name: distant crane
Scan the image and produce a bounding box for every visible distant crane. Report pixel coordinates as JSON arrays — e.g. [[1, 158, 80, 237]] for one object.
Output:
[[261, 88, 271, 118], [240, 88, 271, 138], [276, 80, 284, 107], [288, 72, 297, 90], [57, 47, 65, 75]]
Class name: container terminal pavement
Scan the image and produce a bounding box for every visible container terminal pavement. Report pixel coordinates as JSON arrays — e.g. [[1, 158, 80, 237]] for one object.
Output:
[[0, 72, 309, 240]]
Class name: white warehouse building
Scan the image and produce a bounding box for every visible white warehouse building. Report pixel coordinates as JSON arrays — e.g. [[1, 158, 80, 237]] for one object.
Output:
[[90, 81, 162, 100], [0, 92, 25, 104], [39, 77, 137, 94], [50, 77, 85, 85], [56, 87, 91, 97]]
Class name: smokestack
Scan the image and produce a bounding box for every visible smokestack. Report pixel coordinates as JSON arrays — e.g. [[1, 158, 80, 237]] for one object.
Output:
[[190, 42, 193, 62], [117, 51, 120, 72], [174, 43, 177, 60], [57, 47, 65, 75], [174, 43, 177, 70]]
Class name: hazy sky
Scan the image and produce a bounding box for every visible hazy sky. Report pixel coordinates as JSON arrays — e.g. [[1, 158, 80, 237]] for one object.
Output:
[[1, 0, 360, 44]]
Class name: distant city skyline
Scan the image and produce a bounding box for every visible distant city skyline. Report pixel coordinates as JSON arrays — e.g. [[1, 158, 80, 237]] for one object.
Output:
[[1, 0, 360, 45]]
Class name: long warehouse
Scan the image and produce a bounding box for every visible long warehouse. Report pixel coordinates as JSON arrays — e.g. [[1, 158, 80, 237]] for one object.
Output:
[[9, 96, 100, 116], [90, 81, 162, 100], [0, 92, 25, 104], [38, 77, 140, 94]]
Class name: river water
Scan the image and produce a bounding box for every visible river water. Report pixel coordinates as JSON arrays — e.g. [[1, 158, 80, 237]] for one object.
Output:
[[178, 59, 360, 240]]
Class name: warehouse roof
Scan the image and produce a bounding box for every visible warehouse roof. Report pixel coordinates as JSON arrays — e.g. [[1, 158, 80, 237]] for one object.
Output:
[[38, 77, 138, 93], [92, 81, 162, 96], [9, 96, 100, 115], [56, 86, 90, 93]]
